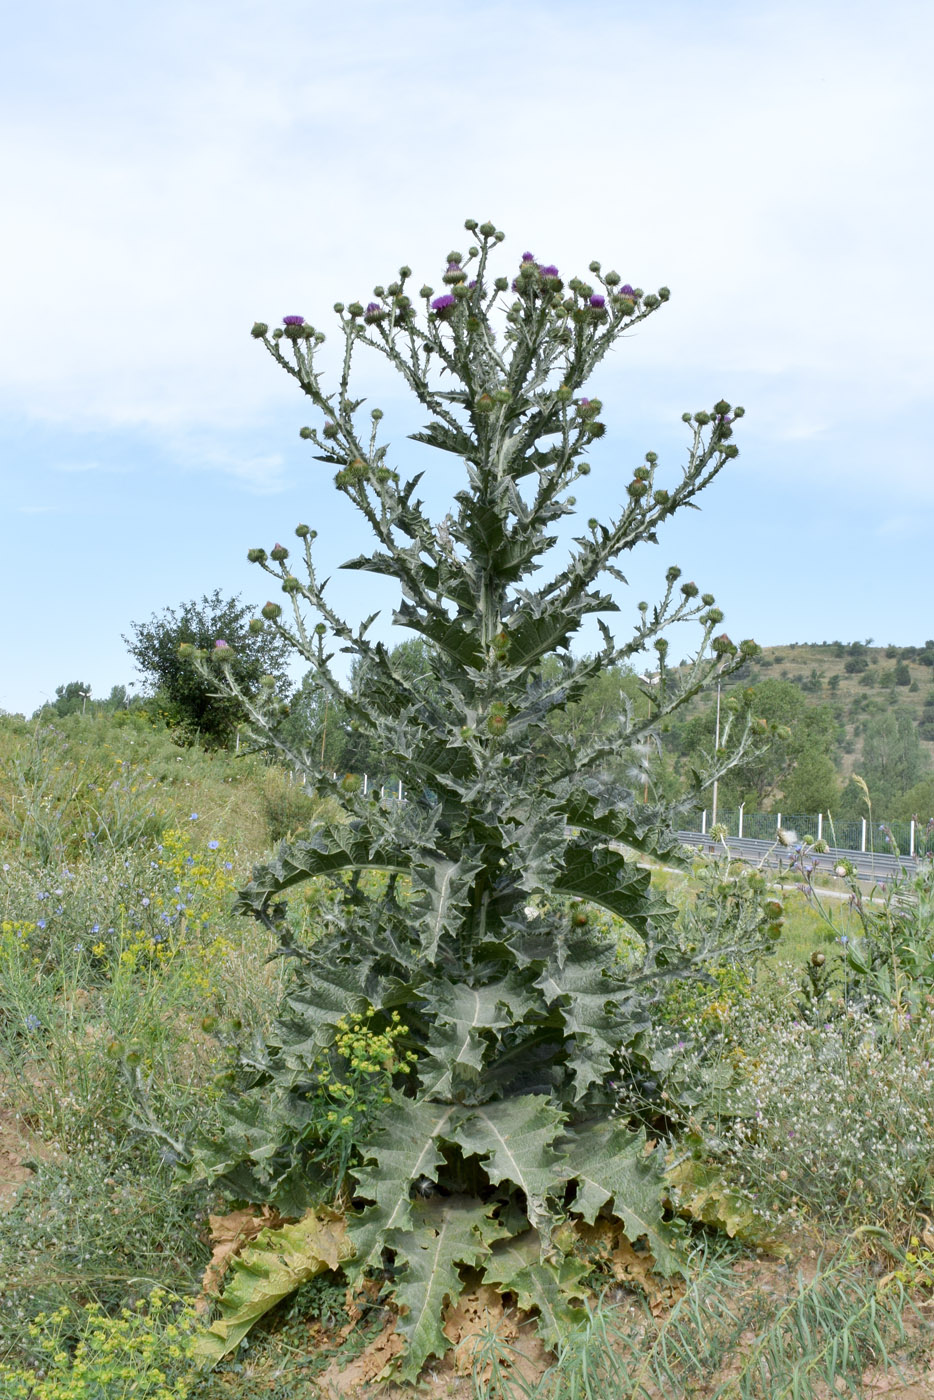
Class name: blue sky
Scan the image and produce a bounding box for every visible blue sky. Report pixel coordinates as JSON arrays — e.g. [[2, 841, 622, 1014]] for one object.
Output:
[[2, 0, 932, 715]]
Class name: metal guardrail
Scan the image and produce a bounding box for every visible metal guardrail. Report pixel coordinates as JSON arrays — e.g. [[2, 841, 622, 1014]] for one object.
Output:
[[676, 831, 920, 882]]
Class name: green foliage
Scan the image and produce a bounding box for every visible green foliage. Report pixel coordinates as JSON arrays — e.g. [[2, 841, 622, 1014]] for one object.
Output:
[[0, 1290, 199, 1400], [183, 225, 759, 1375], [125, 589, 291, 748]]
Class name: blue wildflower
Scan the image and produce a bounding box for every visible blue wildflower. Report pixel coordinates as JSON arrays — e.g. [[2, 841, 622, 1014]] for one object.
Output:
[[189, 813, 199, 822], [25, 1014, 41, 1032], [37, 919, 46, 930], [208, 840, 219, 850]]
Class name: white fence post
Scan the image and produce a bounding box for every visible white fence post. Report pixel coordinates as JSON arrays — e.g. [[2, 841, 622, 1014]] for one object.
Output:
[[910, 819, 916, 857], [701, 809, 707, 835], [363, 773, 368, 796], [398, 779, 403, 801], [817, 812, 823, 841], [861, 818, 867, 853], [738, 804, 744, 839], [777, 813, 782, 833]]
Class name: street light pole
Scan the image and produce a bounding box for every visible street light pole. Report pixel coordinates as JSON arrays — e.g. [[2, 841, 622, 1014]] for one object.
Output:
[[711, 680, 722, 828]]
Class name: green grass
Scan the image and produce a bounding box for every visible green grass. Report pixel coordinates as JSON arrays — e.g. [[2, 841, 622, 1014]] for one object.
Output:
[[1, 711, 931, 1398]]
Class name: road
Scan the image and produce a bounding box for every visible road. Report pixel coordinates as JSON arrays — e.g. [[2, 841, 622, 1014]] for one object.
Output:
[[675, 832, 921, 884]]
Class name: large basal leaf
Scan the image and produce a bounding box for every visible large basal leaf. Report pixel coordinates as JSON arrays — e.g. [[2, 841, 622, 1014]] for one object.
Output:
[[193, 1209, 355, 1368], [562, 1122, 680, 1276], [483, 1229, 590, 1349], [348, 1096, 459, 1273], [388, 1194, 504, 1381], [456, 1095, 566, 1237]]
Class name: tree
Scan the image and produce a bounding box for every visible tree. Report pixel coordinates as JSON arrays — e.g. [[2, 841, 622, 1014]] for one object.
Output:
[[39, 680, 92, 718], [124, 590, 291, 748], [856, 710, 928, 810], [187, 224, 762, 1375]]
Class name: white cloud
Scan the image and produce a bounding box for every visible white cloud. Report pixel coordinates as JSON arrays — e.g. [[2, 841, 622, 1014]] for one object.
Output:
[[1, 0, 932, 497]]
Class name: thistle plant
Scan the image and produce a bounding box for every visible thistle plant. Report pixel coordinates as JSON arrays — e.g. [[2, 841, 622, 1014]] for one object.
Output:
[[190, 222, 761, 1377]]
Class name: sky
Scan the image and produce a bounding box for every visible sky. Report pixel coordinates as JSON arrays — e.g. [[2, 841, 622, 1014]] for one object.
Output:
[[2, 0, 932, 715]]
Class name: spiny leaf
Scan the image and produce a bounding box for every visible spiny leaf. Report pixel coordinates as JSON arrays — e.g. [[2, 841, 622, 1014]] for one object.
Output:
[[236, 822, 409, 913], [193, 1210, 354, 1368], [554, 839, 675, 938], [388, 1195, 502, 1381], [562, 1122, 680, 1276], [409, 852, 482, 960], [456, 1095, 566, 1237], [348, 1097, 459, 1272], [483, 1229, 590, 1348]]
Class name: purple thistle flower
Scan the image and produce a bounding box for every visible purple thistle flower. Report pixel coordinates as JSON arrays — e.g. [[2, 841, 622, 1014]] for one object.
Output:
[[589, 294, 606, 308], [431, 294, 456, 312], [521, 252, 535, 262], [619, 284, 634, 296], [468, 279, 478, 289], [282, 315, 305, 326], [540, 265, 559, 278], [365, 302, 381, 315], [446, 261, 461, 272], [214, 639, 229, 649]]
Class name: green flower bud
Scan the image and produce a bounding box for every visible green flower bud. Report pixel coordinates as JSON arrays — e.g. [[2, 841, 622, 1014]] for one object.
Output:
[[666, 565, 682, 582], [270, 544, 289, 562], [295, 523, 311, 538], [706, 608, 725, 624], [638, 601, 648, 612], [272, 328, 283, 340], [556, 384, 573, 402], [681, 581, 699, 597], [398, 265, 412, 278], [247, 547, 267, 564], [201, 1016, 218, 1033], [348, 302, 364, 317], [722, 443, 740, 457], [178, 642, 194, 657], [733, 405, 745, 418], [634, 466, 651, 481], [653, 489, 670, 504], [479, 221, 496, 237], [249, 618, 264, 635], [605, 270, 621, 286], [284, 323, 304, 341], [300, 426, 313, 440], [766, 900, 784, 918], [419, 285, 434, 299], [694, 411, 711, 425], [333, 302, 345, 313], [492, 388, 511, 404], [811, 950, 826, 967], [493, 276, 509, 291], [711, 632, 735, 655], [586, 421, 606, 438], [739, 638, 759, 657], [250, 321, 268, 338], [628, 480, 649, 499], [282, 576, 302, 594], [571, 908, 589, 926], [643, 293, 660, 309], [487, 713, 508, 736], [701, 593, 715, 606], [681, 412, 693, 423], [460, 725, 474, 740], [578, 462, 591, 474], [654, 637, 669, 652], [475, 393, 495, 414], [261, 601, 282, 620], [493, 230, 505, 242], [464, 218, 479, 231], [713, 399, 731, 416], [314, 622, 327, 636], [322, 421, 340, 439], [125, 1048, 142, 1067], [658, 286, 670, 301]]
